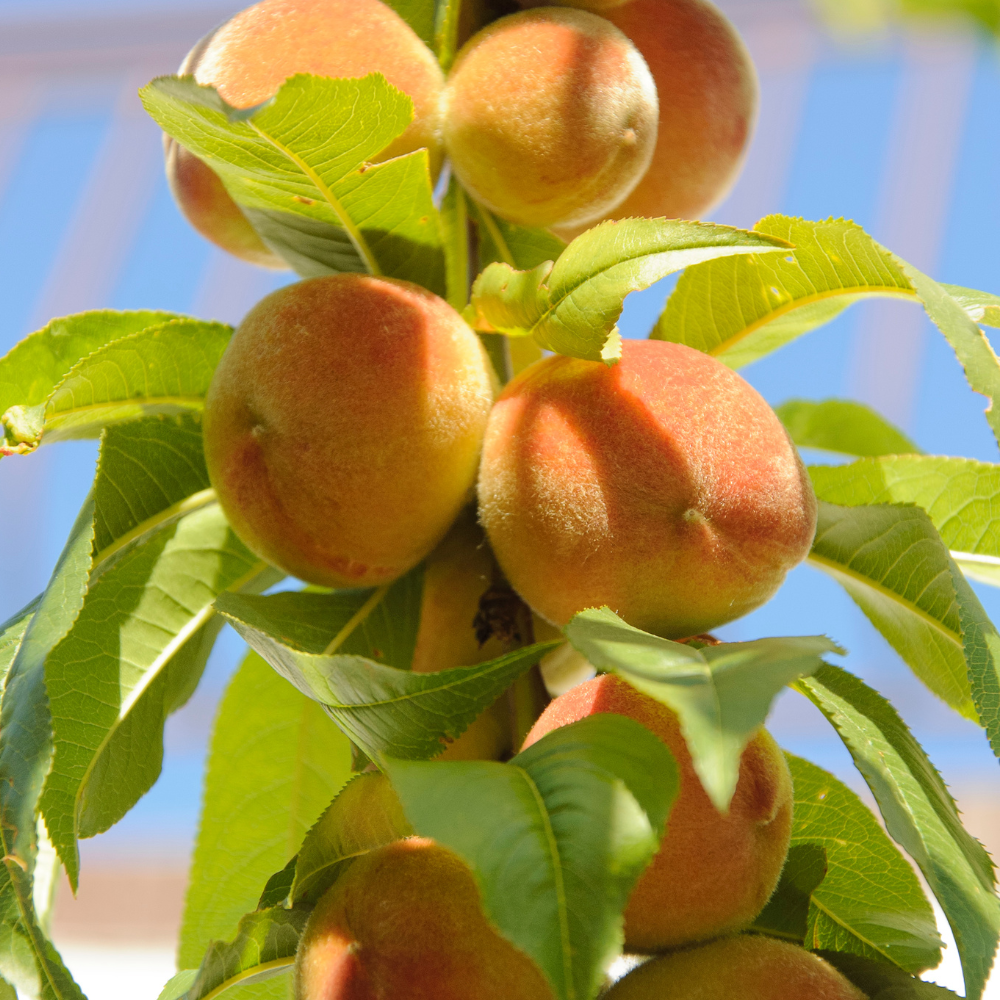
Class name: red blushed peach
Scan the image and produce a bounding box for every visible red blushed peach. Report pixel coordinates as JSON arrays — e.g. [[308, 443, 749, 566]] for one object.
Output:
[[552, 0, 758, 239], [477, 339, 817, 639], [523, 674, 793, 952], [166, 0, 445, 267], [203, 274, 496, 588], [294, 838, 554, 1000], [442, 8, 658, 229], [604, 936, 867, 999]]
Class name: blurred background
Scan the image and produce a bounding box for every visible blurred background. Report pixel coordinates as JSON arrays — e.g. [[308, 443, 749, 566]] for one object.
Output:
[[1, 0, 999, 995]]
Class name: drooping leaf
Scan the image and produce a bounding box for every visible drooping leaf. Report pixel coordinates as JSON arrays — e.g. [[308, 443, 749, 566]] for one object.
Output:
[[653, 216, 915, 369], [822, 951, 961, 999], [37, 417, 275, 890], [776, 399, 920, 457], [290, 772, 411, 905], [0, 310, 183, 456], [796, 666, 1000, 1000], [386, 713, 679, 1000], [892, 259, 1000, 449], [808, 501, 977, 718], [141, 74, 445, 293], [216, 588, 559, 762], [179, 651, 351, 971], [467, 218, 791, 362], [809, 462, 1000, 756], [468, 200, 566, 272], [183, 907, 308, 1000], [786, 754, 942, 972], [751, 842, 828, 943], [564, 607, 838, 811], [941, 284, 1000, 328]]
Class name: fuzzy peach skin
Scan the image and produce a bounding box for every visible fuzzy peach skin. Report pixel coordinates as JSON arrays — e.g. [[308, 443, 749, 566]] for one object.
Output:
[[523, 674, 793, 952], [442, 8, 658, 229], [552, 0, 758, 240], [605, 936, 868, 999], [477, 339, 817, 638], [411, 508, 513, 762], [166, 0, 445, 267], [203, 274, 496, 588], [294, 838, 554, 1000]]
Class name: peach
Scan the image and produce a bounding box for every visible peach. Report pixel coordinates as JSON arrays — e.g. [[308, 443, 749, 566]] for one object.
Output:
[[604, 936, 867, 999], [203, 274, 496, 587], [411, 508, 513, 761], [442, 8, 658, 228], [523, 674, 793, 952], [552, 0, 758, 239], [294, 837, 554, 1000], [166, 0, 445, 266], [477, 339, 817, 638]]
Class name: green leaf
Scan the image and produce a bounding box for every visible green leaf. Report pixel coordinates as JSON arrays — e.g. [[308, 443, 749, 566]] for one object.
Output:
[[892, 260, 1000, 450], [141, 74, 445, 293], [808, 501, 977, 719], [0, 310, 184, 455], [386, 713, 679, 1000], [653, 216, 915, 369], [441, 175, 470, 311], [216, 588, 559, 763], [36, 417, 275, 890], [469, 200, 566, 272], [751, 842, 828, 943], [383, 0, 436, 46], [290, 772, 411, 904], [30, 319, 231, 450], [564, 607, 838, 811], [821, 951, 961, 999], [157, 971, 198, 1000], [786, 754, 942, 972], [467, 218, 791, 362], [808, 461, 1000, 756], [0, 861, 84, 1000], [941, 284, 1000, 328], [796, 665, 1000, 1000], [776, 398, 921, 457], [184, 907, 306, 1000], [0, 600, 39, 690], [179, 651, 351, 971]]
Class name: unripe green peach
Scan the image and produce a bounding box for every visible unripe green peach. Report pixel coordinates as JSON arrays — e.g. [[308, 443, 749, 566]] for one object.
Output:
[[203, 274, 496, 588], [166, 0, 445, 266], [553, 0, 758, 239], [604, 936, 868, 999], [523, 674, 793, 952], [294, 838, 554, 1000], [411, 508, 513, 761], [477, 340, 817, 639], [442, 8, 658, 228]]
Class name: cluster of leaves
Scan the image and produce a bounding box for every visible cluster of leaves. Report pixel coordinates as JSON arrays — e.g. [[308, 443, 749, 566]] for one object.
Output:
[[0, 1, 999, 998]]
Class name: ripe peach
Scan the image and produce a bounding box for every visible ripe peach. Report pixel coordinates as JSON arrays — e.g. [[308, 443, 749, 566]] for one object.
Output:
[[604, 936, 867, 999], [552, 0, 758, 239], [442, 8, 659, 228], [294, 837, 554, 1000], [166, 0, 445, 266], [522, 673, 793, 952], [203, 274, 496, 588], [411, 509, 512, 761], [477, 339, 817, 639]]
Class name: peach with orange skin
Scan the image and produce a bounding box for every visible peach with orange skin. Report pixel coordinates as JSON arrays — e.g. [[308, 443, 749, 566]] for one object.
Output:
[[203, 274, 496, 588], [166, 0, 445, 267], [523, 674, 793, 952], [552, 0, 758, 239], [477, 339, 817, 639], [442, 8, 659, 229], [605, 936, 868, 999], [294, 838, 554, 1000]]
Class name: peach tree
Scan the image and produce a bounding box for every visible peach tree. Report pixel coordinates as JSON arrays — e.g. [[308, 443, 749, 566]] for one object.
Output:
[[0, 0, 998, 998]]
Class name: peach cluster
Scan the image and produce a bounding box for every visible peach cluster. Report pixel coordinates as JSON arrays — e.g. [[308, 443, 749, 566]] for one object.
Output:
[[164, 0, 757, 261]]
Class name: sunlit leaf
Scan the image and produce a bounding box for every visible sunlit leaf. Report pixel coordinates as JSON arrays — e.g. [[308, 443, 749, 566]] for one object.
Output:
[[777, 398, 920, 457]]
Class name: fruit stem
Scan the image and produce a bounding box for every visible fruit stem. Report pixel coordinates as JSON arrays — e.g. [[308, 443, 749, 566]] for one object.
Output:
[[435, 0, 464, 73]]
